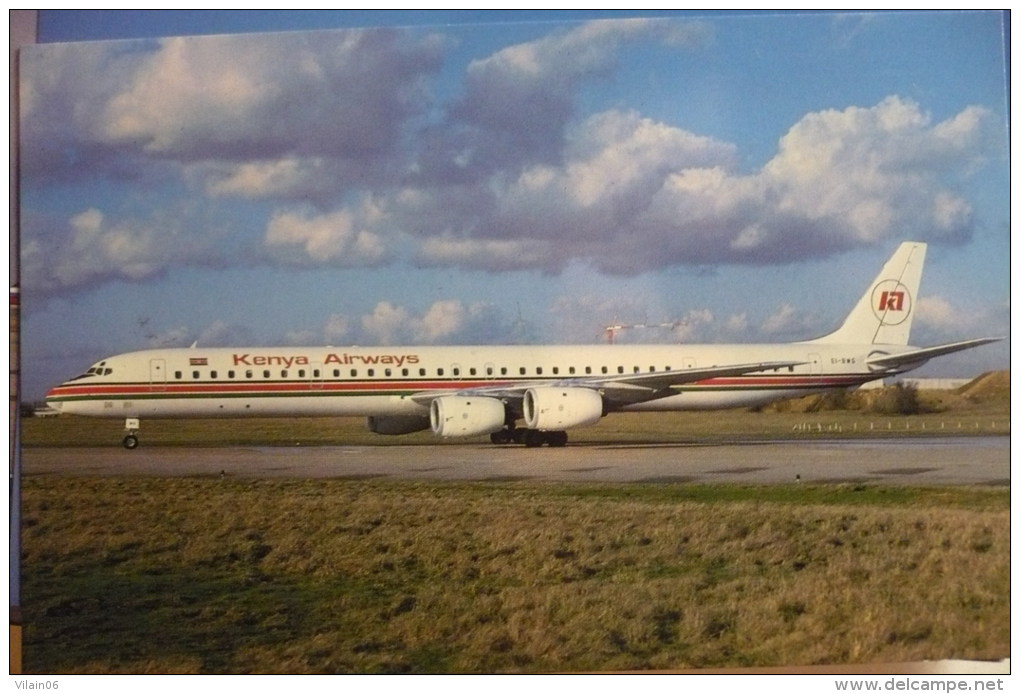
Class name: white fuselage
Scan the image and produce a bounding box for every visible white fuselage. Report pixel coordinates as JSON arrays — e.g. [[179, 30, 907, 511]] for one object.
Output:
[[46, 342, 902, 420]]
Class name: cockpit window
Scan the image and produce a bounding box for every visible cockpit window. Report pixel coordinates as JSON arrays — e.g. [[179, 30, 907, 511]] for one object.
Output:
[[70, 362, 113, 380]]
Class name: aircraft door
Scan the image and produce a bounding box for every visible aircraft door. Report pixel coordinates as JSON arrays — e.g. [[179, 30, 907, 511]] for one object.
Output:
[[149, 358, 167, 391]]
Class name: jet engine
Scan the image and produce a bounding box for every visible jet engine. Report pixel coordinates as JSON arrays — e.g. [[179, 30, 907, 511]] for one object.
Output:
[[367, 415, 430, 435], [523, 387, 603, 431], [430, 396, 506, 438]]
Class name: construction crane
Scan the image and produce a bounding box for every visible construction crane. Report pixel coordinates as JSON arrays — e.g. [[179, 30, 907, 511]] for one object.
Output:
[[602, 318, 687, 344]]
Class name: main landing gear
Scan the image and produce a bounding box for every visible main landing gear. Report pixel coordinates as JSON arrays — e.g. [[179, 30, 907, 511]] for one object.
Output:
[[490, 427, 568, 447], [123, 418, 140, 450]]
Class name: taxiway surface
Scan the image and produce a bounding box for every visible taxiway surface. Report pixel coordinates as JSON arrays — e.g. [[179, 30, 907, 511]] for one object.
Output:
[[22, 437, 1009, 486]]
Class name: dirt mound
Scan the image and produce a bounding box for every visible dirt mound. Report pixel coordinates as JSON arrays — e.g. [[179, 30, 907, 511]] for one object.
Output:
[[958, 371, 1010, 403]]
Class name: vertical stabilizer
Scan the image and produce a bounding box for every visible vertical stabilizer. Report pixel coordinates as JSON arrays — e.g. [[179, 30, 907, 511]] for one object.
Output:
[[814, 242, 926, 346]]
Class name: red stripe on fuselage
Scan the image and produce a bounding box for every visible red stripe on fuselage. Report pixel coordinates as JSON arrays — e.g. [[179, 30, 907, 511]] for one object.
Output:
[[46, 373, 870, 401]]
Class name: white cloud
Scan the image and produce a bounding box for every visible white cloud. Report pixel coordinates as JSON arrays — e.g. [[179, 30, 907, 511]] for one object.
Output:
[[22, 207, 213, 295], [264, 207, 390, 267], [416, 236, 555, 272], [410, 97, 995, 274], [360, 301, 412, 345], [196, 320, 255, 347], [202, 157, 330, 199], [415, 300, 466, 342], [144, 325, 192, 349], [560, 110, 737, 209], [97, 31, 442, 160], [323, 314, 352, 343], [355, 299, 502, 345], [763, 96, 989, 244], [441, 18, 712, 176], [19, 23, 1003, 297], [761, 303, 813, 338]]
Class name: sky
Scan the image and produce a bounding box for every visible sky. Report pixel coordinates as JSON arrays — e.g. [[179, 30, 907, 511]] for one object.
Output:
[[16, 11, 1011, 400]]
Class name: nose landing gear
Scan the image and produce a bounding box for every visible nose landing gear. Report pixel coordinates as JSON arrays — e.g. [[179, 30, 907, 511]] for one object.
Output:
[[123, 418, 140, 449]]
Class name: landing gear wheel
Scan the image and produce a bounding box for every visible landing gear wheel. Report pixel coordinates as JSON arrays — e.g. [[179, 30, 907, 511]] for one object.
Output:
[[547, 431, 568, 447], [523, 430, 544, 448], [490, 429, 513, 445], [122, 434, 139, 450]]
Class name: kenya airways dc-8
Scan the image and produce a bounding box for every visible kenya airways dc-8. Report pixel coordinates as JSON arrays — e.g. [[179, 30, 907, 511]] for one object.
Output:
[[46, 242, 999, 449]]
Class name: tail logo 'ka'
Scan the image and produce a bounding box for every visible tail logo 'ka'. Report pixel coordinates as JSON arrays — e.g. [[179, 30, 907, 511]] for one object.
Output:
[[871, 280, 911, 325]]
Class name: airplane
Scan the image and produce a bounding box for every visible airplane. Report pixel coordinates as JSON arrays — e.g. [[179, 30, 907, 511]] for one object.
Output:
[[45, 242, 999, 449]]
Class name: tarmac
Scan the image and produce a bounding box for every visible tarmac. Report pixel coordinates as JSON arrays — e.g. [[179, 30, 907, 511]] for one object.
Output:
[[22, 436, 1009, 486]]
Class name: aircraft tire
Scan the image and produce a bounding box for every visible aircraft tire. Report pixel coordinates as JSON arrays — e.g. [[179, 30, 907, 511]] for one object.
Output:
[[490, 429, 513, 445], [523, 430, 544, 448], [122, 434, 139, 450], [547, 431, 568, 447]]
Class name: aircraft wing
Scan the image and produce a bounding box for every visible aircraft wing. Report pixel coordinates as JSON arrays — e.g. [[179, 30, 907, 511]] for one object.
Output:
[[581, 360, 805, 405], [866, 338, 1002, 371], [411, 360, 803, 409]]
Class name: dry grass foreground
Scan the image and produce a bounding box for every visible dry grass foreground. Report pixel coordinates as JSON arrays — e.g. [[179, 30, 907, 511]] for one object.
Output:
[[20, 478, 1007, 674]]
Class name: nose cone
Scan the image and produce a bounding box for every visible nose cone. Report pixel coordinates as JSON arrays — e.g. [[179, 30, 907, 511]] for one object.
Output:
[[44, 386, 65, 413]]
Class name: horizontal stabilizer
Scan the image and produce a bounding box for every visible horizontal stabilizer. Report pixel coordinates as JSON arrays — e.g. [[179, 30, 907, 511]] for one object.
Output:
[[866, 338, 1002, 371]]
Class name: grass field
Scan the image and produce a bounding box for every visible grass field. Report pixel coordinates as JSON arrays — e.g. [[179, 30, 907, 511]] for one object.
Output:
[[18, 377, 1010, 673], [20, 478, 1009, 674]]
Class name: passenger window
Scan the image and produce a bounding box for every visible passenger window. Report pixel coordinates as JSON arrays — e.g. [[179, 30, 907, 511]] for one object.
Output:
[[228, 370, 235, 379], [453, 368, 460, 376], [601, 366, 608, 374], [282, 370, 288, 378], [585, 367, 592, 375], [419, 368, 426, 377], [501, 367, 508, 376], [263, 370, 270, 378], [519, 367, 526, 376], [618, 366, 624, 374], [552, 367, 559, 375], [246, 370, 253, 379], [385, 368, 392, 377], [536, 367, 543, 375], [192, 371, 200, 379], [402, 368, 409, 377], [437, 368, 444, 376], [351, 369, 358, 377], [211, 370, 218, 379], [298, 369, 306, 378], [174, 371, 182, 379], [367, 369, 375, 377], [333, 369, 341, 377]]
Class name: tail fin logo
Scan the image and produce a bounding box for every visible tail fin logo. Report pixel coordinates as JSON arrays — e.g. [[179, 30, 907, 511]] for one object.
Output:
[[871, 280, 912, 326], [878, 290, 904, 311]]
